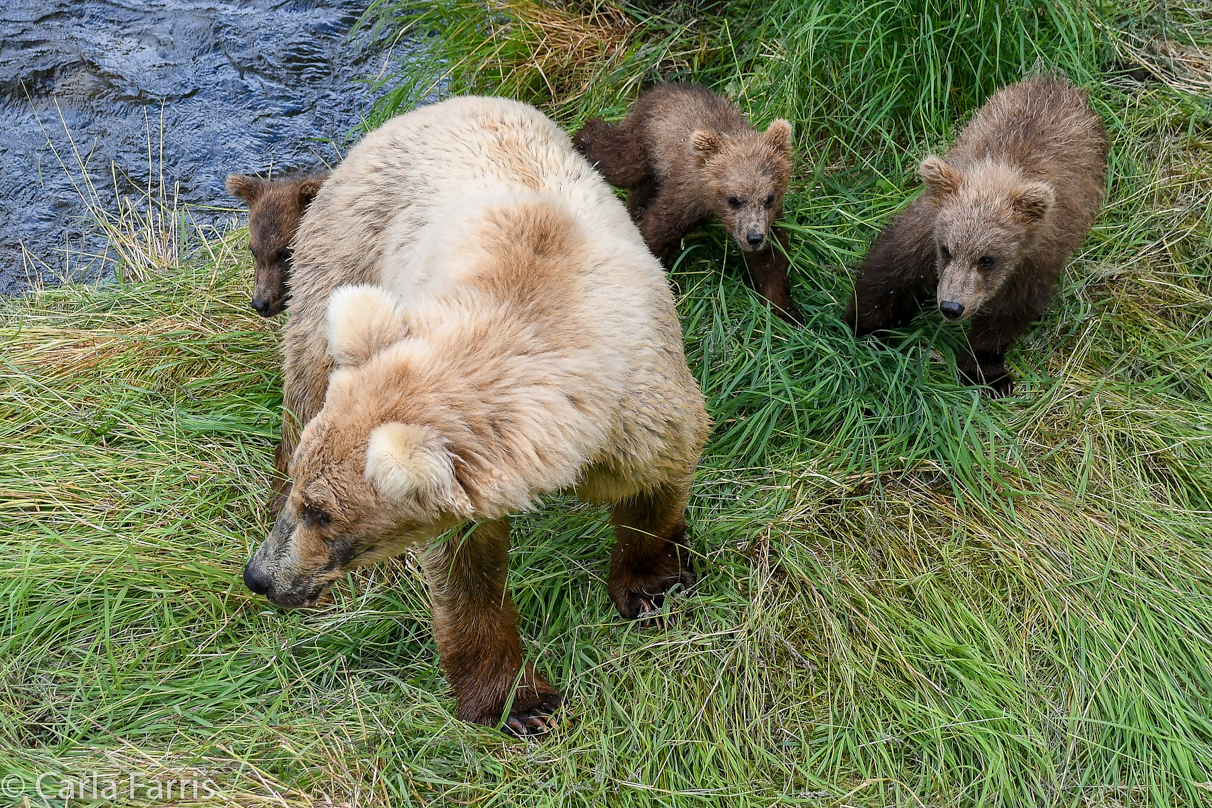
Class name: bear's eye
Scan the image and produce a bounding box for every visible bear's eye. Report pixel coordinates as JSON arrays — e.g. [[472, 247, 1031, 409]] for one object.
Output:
[[940, 245, 952, 261], [764, 193, 776, 208], [977, 255, 995, 269], [301, 503, 331, 527], [727, 196, 744, 209]]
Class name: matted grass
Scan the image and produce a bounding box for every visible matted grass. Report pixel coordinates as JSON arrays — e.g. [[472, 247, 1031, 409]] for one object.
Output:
[[3, 1, 1212, 806]]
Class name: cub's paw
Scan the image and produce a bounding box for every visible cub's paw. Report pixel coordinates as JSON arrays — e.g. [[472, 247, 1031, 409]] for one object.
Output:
[[778, 301, 805, 327], [985, 373, 1014, 398], [959, 360, 1014, 398], [502, 691, 562, 738]]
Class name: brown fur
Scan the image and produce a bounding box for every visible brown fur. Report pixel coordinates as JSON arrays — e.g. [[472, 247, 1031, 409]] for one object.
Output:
[[845, 76, 1108, 395], [572, 84, 802, 324], [245, 97, 710, 735], [226, 172, 327, 317]]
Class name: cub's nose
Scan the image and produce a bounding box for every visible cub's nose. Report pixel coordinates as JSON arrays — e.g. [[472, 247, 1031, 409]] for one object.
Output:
[[251, 296, 273, 317], [746, 231, 765, 248], [243, 561, 270, 596], [939, 300, 966, 321]]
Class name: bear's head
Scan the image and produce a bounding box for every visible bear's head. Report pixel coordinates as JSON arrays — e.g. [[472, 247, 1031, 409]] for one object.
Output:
[[227, 172, 326, 317], [918, 156, 1055, 322], [243, 285, 473, 609], [692, 119, 793, 252]]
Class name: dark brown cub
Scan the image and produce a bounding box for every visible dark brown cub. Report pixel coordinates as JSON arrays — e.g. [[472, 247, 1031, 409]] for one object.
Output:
[[226, 171, 328, 317]]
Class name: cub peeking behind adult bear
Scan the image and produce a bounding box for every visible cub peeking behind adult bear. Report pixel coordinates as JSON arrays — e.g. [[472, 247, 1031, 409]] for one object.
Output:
[[226, 171, 327, 316], [242, 97, 710, 737], [573, 84, 802, 324], [845, 76, 1108, 395]]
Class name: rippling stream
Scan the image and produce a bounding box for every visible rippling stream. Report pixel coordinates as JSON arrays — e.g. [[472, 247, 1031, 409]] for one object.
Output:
[[0, 0, 396, 293]]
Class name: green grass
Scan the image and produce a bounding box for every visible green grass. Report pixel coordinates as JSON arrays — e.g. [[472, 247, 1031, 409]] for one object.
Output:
[[3, 0, 1212, 805]]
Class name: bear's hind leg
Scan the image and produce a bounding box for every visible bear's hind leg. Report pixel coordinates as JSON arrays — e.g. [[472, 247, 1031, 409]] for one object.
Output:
[[572, 118, 652, 188], [608, 482, 696, 628], [421, 518, 561, 736]]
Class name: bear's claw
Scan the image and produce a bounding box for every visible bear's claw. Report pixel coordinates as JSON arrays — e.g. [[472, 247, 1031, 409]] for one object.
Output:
[[502, 693, 562, 738], [613, 563, 695, 628]]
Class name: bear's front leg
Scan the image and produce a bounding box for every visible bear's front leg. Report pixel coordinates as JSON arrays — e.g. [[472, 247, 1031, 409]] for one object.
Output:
[[957, 349, 1013, 397], [609, 483, 696, 628], [421, 518, 561, 736], [961, 307, 1038, 397], [625, 175, 660, 223], [845, 197, 938, 337], [743, 227, 803, 325], [639, 187, 707, 265]]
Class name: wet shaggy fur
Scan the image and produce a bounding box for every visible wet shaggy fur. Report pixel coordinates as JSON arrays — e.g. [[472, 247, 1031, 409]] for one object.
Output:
[[846, 76, 1108, 395], [226, 172, 327, 317], [572, 84, 801, 323], [243, 97, 710, 735]]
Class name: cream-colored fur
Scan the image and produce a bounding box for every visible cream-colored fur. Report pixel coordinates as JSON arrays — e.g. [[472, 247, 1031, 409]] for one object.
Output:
[[250, 96, 709, 606]]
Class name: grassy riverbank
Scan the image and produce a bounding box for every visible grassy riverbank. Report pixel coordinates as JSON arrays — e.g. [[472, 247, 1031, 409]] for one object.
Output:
[[3, 0, 1212, 805]]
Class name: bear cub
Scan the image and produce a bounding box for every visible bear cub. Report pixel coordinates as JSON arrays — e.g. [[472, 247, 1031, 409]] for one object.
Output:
[[573, 84, 801, 323], [845, 76, 1108, 396], [226, 172, 328, 317]]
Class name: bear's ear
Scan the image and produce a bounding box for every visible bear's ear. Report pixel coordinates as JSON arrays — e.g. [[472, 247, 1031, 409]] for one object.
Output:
[[326, 285, 409, 368], [365, 422, 473, 516], [919, 156, 962, 200], [1010, 181, 1055, 224], [690, 130, 722, 159], [764, 119, 793, 154], [226, 174, 264, 204], [297, 176, 324, 209]]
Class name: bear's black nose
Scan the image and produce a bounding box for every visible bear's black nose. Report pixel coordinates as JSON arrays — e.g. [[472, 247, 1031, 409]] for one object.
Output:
[[746, 231, 764, 247], [243, 561, 270, 596], [251, 296, 273, 317], [939, 300, 966, 320]]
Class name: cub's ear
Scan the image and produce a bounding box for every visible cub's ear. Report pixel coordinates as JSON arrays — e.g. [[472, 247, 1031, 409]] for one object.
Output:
[[297, 175, 325, 209], [919, 156, 962, 200], [764, 119, 793, 154], [326, 285, 409, 368], [1011, 181, 1055, 224], [365, 423, 473, 516], [225, 174, 264, 204], [690, 130, 722, 159]]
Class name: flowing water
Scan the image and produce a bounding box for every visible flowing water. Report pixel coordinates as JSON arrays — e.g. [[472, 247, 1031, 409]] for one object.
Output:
[[0, 0, 397, 293]]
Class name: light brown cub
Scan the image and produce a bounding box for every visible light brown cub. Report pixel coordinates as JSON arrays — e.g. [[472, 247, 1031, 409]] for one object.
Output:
[[573, 84, 801, 323], [846, 76, 1108, 395]]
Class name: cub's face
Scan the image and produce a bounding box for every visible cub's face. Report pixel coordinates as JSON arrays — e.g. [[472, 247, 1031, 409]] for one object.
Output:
[[226, 173, 326, 317], [692, 120, 793, 253], [919, 156, 1055, 322], [242, 286, 472, 609]]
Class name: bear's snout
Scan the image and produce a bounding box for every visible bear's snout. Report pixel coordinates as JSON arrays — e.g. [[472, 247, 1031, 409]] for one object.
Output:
[[242, 558, 324, 609], [243, 560, 270, 596], [746, 230, 765, 249], [251, 294, 277, 317], [939, 300, 966, 321]]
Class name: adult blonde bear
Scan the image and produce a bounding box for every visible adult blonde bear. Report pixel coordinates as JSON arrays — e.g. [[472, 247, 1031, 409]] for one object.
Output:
[[244, 97, 711, 735]]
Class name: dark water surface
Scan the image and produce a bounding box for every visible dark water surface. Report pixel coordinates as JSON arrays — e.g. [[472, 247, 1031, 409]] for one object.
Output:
[[0, 0, 395, 293]]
